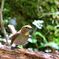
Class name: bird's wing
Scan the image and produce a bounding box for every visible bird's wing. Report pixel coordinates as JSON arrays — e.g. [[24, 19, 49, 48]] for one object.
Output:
[[11, 33, 20, 45]]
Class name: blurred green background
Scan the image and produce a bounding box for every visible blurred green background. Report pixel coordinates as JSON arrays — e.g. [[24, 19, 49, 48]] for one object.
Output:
[[0, 0, 59, 53]]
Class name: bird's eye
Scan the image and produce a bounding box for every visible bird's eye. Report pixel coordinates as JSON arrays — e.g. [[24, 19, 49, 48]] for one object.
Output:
[[25, 27, 27, 28]]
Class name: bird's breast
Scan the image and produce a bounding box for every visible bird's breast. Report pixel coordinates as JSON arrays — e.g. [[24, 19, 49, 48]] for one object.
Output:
[[13, 34, 29, 45]]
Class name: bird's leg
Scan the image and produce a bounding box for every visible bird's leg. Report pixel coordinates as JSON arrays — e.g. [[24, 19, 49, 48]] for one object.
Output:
[[11, 45, 18, 50], [15, 45, 24, 48], [14, 45, 18, 47]]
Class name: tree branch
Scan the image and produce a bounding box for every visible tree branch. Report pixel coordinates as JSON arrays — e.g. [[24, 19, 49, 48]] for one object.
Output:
[[0, 0, 9, 46], [1, 0, 4, 11], [0, 47, 59, 59]]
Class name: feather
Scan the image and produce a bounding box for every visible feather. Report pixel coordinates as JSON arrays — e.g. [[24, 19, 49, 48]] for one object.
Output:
[[11, 33, 20, 45]]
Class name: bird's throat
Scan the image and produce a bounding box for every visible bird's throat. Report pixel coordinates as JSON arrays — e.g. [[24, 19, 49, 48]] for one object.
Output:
[[25, 32, 29, 36]]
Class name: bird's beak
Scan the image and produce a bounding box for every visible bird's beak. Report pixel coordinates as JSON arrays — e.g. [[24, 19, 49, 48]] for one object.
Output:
[[29, 27, 33, 30]]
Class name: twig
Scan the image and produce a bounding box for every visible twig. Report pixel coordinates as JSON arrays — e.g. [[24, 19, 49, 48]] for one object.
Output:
[[39, 12, 59, 18], [35, 42, 39, 51], [0, 0, 9, 46], [8, 24, 17, 38], [0, 39, 11, 43], [8, 24, 17, 34], [31, 27, 37, 37]]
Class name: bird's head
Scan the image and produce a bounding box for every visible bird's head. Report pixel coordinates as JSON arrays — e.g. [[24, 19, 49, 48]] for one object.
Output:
[[21, 25, 33, 35]]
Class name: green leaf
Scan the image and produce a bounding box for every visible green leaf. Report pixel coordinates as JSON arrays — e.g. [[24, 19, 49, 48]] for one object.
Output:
[[18, 46, 23, 49], [28, 38, 37, 43], [34, 32, 48, 44]]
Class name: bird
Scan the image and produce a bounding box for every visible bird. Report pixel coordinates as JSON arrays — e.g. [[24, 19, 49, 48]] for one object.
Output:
[[11, 25, 33, 47]]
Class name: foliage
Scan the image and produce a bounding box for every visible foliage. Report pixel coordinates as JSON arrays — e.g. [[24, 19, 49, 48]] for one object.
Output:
[[0, 0, 59, 52]]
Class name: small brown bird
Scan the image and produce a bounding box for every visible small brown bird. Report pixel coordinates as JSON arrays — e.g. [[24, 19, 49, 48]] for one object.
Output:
[[11, 25, 33, 47]]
